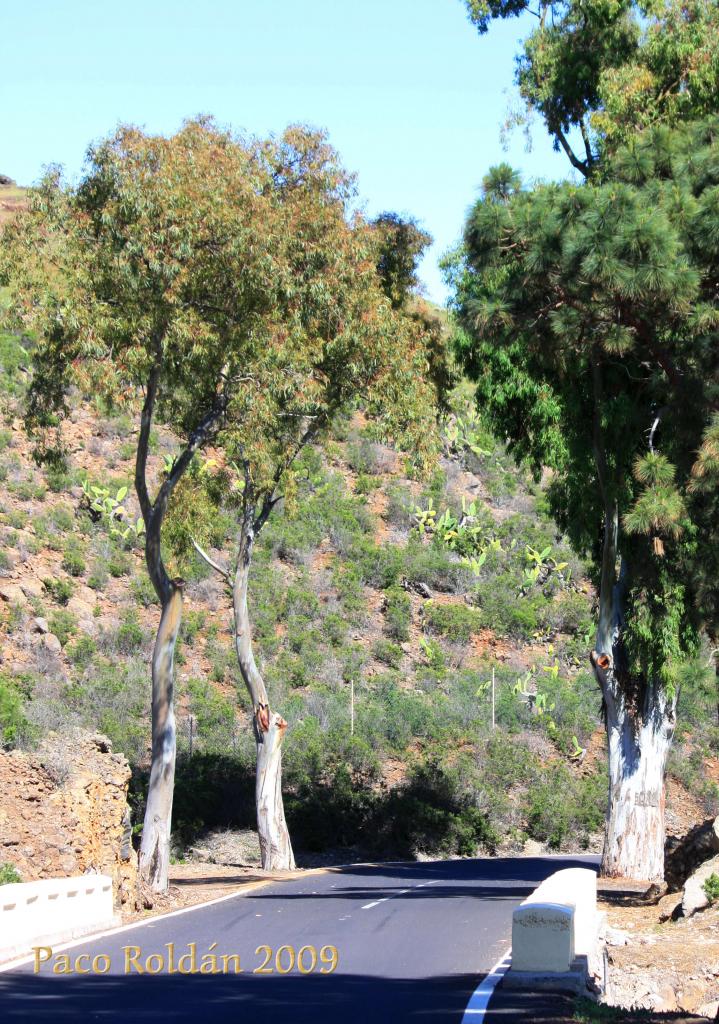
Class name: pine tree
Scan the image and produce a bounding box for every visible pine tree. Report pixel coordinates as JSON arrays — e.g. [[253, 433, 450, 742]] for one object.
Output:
[[447, 118, 719, 879]]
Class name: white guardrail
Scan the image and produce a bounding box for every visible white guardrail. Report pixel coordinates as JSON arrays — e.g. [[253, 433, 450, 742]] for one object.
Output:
[[506, 867, 603, 991], [0, 875, 118, 962]]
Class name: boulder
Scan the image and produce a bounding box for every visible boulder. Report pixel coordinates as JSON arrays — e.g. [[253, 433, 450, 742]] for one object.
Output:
[[20, 578, 45, 600], [679, 853, 719, 918], [40, 634, 62, 654], [665, 816, 719, 890], [0, 584, 27, 607], [67, 596, 95, 621]]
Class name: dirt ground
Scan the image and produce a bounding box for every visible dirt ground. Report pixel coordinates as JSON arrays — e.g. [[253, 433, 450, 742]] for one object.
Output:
[[598, 879, 719, 1020]]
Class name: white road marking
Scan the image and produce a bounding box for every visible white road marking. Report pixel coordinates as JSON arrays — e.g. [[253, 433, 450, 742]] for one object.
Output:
[[461, 949, 512, 1022], [360, 885, 418, 910]]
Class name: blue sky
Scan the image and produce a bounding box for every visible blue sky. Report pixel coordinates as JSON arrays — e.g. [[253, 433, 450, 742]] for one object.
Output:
[[1, 0, 573, 302]]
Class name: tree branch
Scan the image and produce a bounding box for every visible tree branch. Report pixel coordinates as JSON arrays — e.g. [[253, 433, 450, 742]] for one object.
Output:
[[191, 537, 231, 581], [579, 119, 594, 167], [555, 126, 590, 178], [135, 352, 162, 527]]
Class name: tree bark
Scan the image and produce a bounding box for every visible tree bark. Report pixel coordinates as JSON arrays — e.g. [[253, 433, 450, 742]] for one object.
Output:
[[590, 353, 675, 881], [601, 675, 675, 881], [234, 519, 295, 871], [133, 350, 228, 892], [138, 580, 183, 892]]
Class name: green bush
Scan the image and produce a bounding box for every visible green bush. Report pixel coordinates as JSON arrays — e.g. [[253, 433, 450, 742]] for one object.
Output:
[[384, 586, 411, 641], [423, 602, 482, 642], [355, 473, 381, 495], [5, 509, 27, 530], [526, 765, 605, 849], [43, 577, 74, 605], [62, 540, 86, 577], [45, 464, 72, 492], [0, 862, 22, 885], [186, 678, 236, 753], [0, 674, 27, 747], [115, 610, 145, 655], [331, 563, 367, 621], [131, 572, 159, 607], [107, 547, 132, 577], [182, 609, 207, 644], [373, 638, 404, 668], [66, 635, 97, 668], [322, 612, 347, 647], [702, 873, 719, 905], [48, 609, 77, 646], [65, 657, 148, 764], [378, 758, 499, 857], [472, 575, 547, 639], [50, 505, 75, 531], [384, 483, 416, 530], [404, 540, 474, 594]]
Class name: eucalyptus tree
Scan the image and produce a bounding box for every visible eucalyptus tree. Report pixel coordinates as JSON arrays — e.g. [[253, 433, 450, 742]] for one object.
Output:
[[462, 0, 719, 172], [0, 120, 439, 889], [446, 119, 719, 880], [186, 207, 442, 871]]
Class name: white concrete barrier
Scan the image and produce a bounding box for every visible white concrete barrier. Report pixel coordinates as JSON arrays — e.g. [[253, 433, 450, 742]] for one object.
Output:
[[0, 875, 118, 962], [507, 867, 602, 992]]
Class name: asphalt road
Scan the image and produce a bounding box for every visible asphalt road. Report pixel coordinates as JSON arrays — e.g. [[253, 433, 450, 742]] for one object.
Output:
[[0, 855, 598, 1023]]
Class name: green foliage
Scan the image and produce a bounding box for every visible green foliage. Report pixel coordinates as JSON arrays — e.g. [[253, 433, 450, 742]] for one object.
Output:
[[0, 332, 29, 399], [424, 601, 483, 642], [48, 609, 77, 646], [65, 634, 97, 668], [0, 674, 27, 747], [383, 586, 412, 641], [81, 480, 142, 541], [64, 657, 148, 763], [61, 538, 86, 577], [702, 873, 719, 905], [114, 610, 145, 655], [0, 862, 21, 885], [106, 546, 132, 578], [372, 212, 432, 310], [526, 765, 605, 848], [186, 678, 236, 753], [372, 638, 404, 669], [463, 0, 719, 172]]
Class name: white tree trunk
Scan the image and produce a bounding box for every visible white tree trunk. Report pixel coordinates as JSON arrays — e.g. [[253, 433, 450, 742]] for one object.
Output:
[[591, 533, 676, 882], [602, 687, 674, 881], [139, 583, 183, 892], [256, 711, 294, 870], [234, 523, 295, 871]]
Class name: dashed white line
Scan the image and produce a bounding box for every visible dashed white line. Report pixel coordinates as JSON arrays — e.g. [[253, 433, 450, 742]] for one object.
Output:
[[461, 949, 512, 1022], [361, 887, 410, 910]]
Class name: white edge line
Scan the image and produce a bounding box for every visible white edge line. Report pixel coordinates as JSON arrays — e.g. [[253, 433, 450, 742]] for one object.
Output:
[[0, 879, 274, 974], [461, 949, 512, 1022]]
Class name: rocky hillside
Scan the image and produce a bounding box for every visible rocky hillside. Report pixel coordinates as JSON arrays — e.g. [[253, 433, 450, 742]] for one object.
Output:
[[0, 729, 138, 907]]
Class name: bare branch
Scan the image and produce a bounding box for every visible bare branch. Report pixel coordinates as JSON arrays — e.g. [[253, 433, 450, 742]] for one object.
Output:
[[191, 537, 231, 581]]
